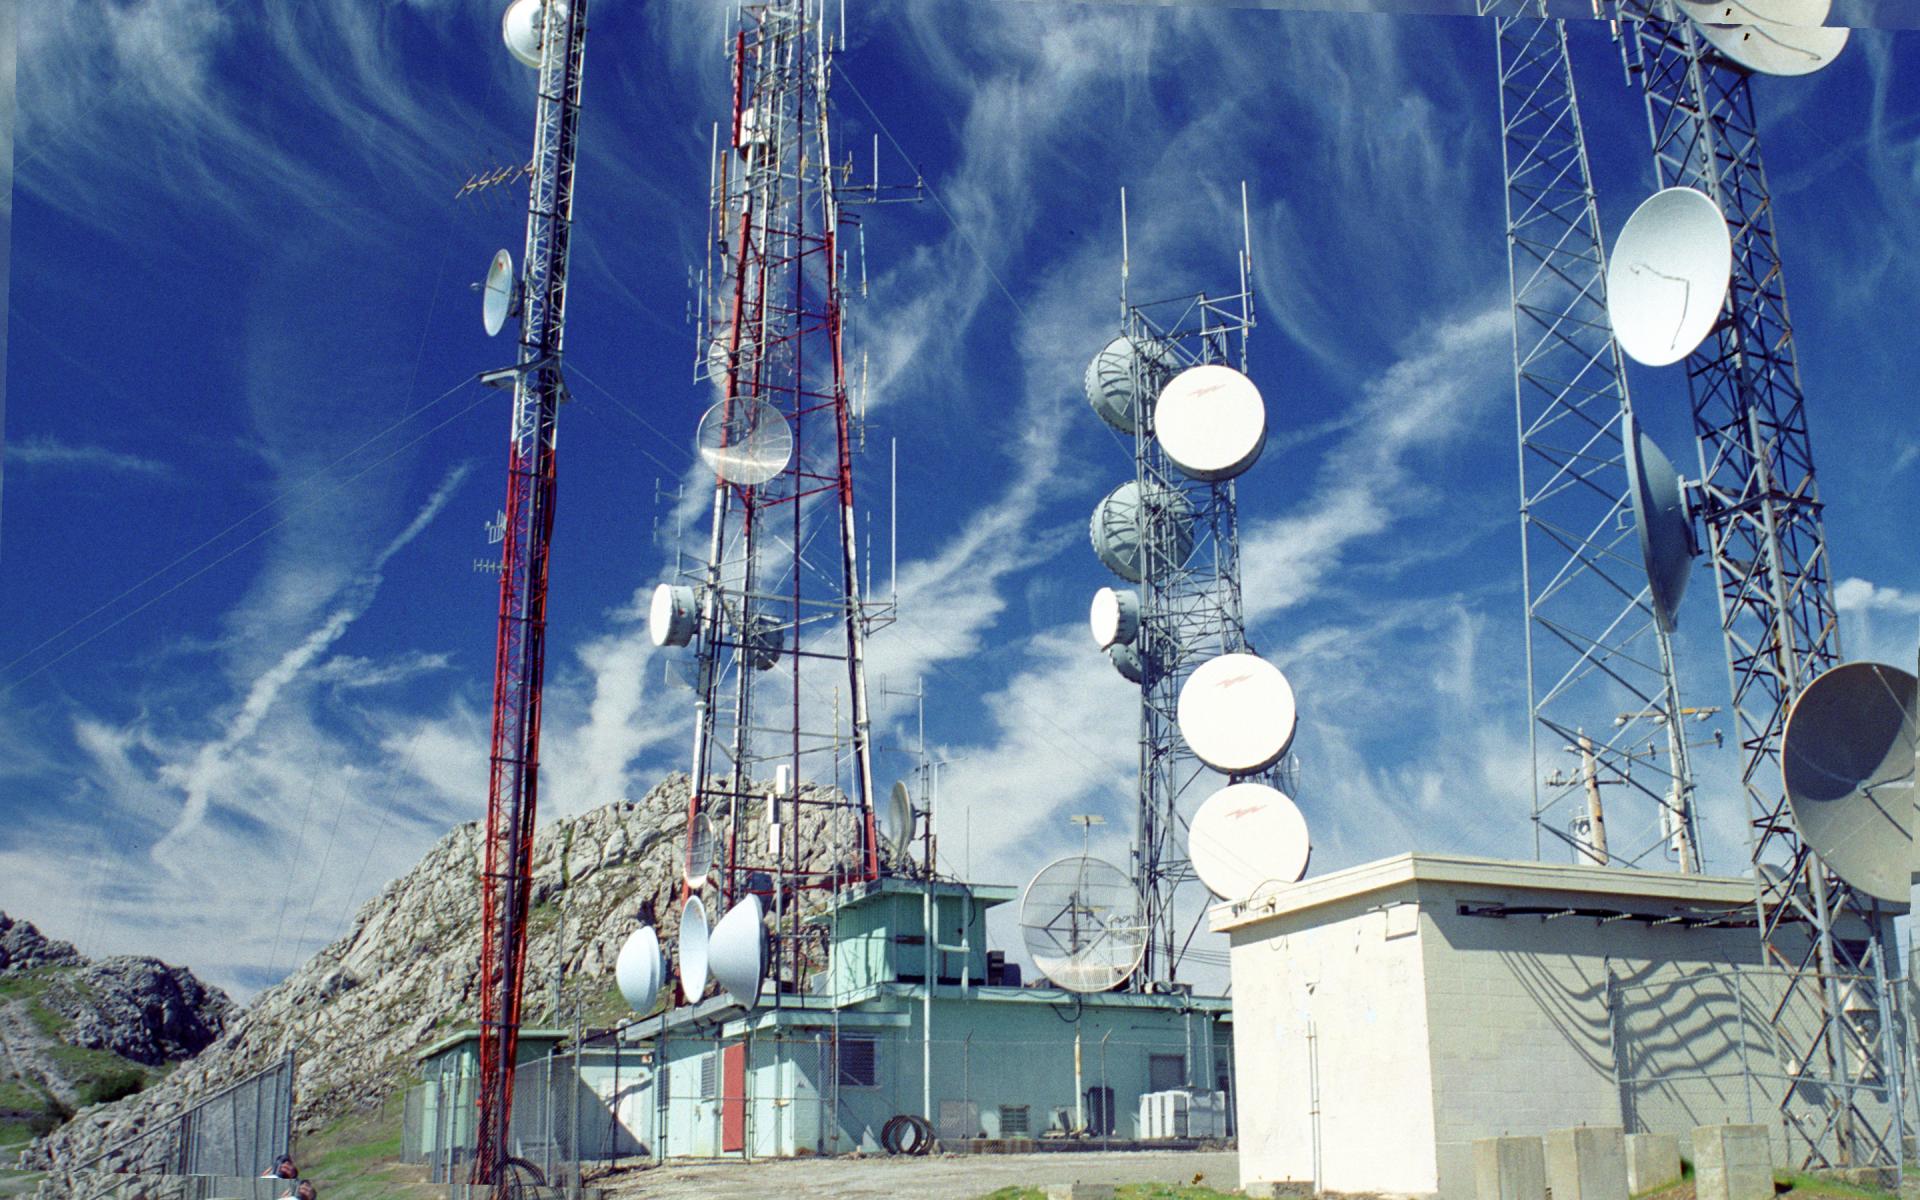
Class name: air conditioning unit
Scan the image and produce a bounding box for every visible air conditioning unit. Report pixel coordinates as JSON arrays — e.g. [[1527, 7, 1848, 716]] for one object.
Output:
[[1138, 1089, 1227, 1139]]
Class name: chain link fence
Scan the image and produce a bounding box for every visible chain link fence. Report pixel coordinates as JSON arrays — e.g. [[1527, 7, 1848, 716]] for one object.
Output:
[[74, 1053, 295, 1178]]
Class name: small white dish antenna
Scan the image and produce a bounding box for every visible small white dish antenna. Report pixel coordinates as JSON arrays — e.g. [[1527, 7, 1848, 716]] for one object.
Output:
[[1780, 662, 1917, 906], [697, 399, 793, 487], [482, 250, 516, 338], [615, 925, 665, 1014], [709, 895, 768, 1009], [500, 0, 557, 68], [684, 811, 717, 890], [1623, 413, 1696, 634], [1153, 365, 1267, 482], [1187, 783, 1311, 901], [1690, 17, 1849, 76], [1018, 855, 1147, 994], [1083, 337, 1176, 433], [886, 780, 915, 862], [1090, 481, 1196, 584], [1177, 652, 1299, 775], [678, 896, 711, 1003], [1089, 587, 1141, 650], [1607, 187, 1732, 369], [743, 611, 783, 671], [1675, 0, 1830, 25], [649, 583, 699, 648]]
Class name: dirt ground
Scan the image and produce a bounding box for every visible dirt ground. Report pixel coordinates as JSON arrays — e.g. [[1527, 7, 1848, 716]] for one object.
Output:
[[593, 1149, 1240, 1199]]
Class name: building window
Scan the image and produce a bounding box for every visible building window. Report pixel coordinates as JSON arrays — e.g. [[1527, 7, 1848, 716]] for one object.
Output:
[[1148, 1053, 1186, 1093], [998, 1104, 1030, 1136], [837, 1036, 878, 1088]]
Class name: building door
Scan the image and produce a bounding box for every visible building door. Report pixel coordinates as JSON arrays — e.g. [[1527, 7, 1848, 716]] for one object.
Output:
[[721, 1040, 748, 1153]]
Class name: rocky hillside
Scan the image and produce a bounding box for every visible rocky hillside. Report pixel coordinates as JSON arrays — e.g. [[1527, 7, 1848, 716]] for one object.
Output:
[[22, 773, 881, 1173], [0, 915, 232, 1163]]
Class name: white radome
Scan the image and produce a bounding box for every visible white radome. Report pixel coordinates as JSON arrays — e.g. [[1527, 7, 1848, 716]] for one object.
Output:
[[709, 895, 767, 1009], [1176, 652, 1298, 775], [1089, 586, 1140, 650], [1687, 17, 1848, 77], [678, 896, 710, 1003], [1606, 187, 1732, 368], [500, 0, 555, 68], [614, 926, 664, 1014], [1154, 364, 1267, 482], [1187, 782, 1311, 900], [649, 584, 698, 648]]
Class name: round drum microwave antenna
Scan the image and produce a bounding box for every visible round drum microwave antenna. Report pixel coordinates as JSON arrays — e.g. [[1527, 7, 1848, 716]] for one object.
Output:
[[1089, 587, 1141, 650], [697, 399, 793, 487], [649, 584, 699, 648], [709, 895, 767, 1009], [677, 895, 711, 1003], [482, 250, 515, 337], [1623, 413, 1696, 634], [1177, 652, 1299, 775], [1689, 17, 1849, 76], [1187, 782, 1312, 900], [1154, 365, 1268, 482], [886, 780, 915, 861], [1607, 188, 1732, 369], [1675, 0, 1830, 24], [1018, 855, 1147, 993], [1090, 481, 1197, 584], [500, 0, 554, 68], [1110, 643, 1147, 685], [615, 926, 665, 1014], [1780, 661, 1917, 905], [684, 811, 717, 890], [1083, 336, 1176, 433]]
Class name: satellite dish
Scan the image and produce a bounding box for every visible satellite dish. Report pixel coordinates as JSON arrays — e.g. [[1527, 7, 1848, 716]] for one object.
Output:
[[1187, 783, 1311, 901], [1089, 587, 1141, 650], [886, 781, 915, 861], [1090, 481, 1197, 584], [1690, 17, 1849, 76], [615, 926, 665, 1014], [482, 250, 515, 338], [709, 895, 767, 1009], [1780, 662, 1917, 906], [697, 399, 792, 486], [1675, 0, 1830, 25], [1018, 856, 1147, 993], [705, 323, 755, 386], [684, 811, 717, 890], [678, 896, 711, 1003], [1083, 337, 1176, 433], [1153, 365, 1267, 482], [650, 584, 699, 648], [1606, 188, 1733, 369], [1177, 652, 1299, 775], [500, 0, 554, 68], [1623, 413, 1696, 634]]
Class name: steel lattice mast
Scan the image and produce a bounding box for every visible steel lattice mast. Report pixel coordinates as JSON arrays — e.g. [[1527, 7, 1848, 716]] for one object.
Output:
[[473, 0, 588, 1184], [1487, 0, 1701, 872], [1616, 0, 1899, 1167]]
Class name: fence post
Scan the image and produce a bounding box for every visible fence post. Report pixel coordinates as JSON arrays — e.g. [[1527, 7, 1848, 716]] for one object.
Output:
[[1733, 968, 1756, 1123]]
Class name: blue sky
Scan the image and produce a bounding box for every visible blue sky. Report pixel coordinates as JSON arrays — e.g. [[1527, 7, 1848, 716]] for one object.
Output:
[[1, 0, 1915, 999]]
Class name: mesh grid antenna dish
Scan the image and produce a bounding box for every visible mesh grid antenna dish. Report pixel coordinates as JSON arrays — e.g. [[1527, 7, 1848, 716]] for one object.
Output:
[[1188, 783, 1311, 901], [1089, 481, 1196, 583], [614, 926, 665, 1014], [1781, 662, 1917, 906], [1676, 0, 1831, 25], [1177, 652, 1298, 775], [1606, 188, 1733, 369], [500, 0, 553, 68], [697, 399, 793, 486], [1623, 413, 1696, 634], [709, 895, 767, 1009], [1089, 587, 1141, 650], [649, 584, 698, 648], [684, 811, 717, 890], [1689, 16, 1849, 75], [483, 250, 515, 338], [1154, 365, 1268, 482], [886, 781, 914, 861], [677, 896, 710, 1003], [1083, 336, 1176, 434], [1018, 855, 1147, 993]]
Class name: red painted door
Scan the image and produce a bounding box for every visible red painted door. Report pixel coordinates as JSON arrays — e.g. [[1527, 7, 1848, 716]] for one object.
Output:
[[720, 1040, 747, 1152]]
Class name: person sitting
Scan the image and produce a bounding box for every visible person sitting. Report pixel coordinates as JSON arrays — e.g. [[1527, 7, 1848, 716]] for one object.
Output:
[[294, 1181, 318, 1200], [260, 1155, 297, 1180]]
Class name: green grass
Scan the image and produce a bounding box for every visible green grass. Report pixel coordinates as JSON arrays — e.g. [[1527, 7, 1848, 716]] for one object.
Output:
[[1774, 1170, 1898, 1200], [0, 1169, 45, 1200], [297, 1088, 433, 1200]]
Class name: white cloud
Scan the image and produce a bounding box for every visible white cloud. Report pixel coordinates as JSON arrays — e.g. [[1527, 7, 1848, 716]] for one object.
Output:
[[6, 434, 172, 478]]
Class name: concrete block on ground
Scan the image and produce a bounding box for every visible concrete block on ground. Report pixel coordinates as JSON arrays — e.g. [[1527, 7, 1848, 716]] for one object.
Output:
[[1045, 1185, 1117, 1200], [1692, 1124, 1772, 1200], [1626, 1132, 1683, 1194], [1436, 1141, 1477, 1200], [1547, 1126, 1628, 1200], [1473, 1136, 1547, 1200]]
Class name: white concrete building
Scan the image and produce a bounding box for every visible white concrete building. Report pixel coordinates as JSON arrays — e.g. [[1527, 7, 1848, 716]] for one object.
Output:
[[1214, 854, 1899, 1198]]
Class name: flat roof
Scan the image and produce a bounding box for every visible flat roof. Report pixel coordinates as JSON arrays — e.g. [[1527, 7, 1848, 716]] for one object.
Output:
[[1209, 852, 1757, 934], [806, 876, 1020, 923], [417, 1027, 570, 1062]]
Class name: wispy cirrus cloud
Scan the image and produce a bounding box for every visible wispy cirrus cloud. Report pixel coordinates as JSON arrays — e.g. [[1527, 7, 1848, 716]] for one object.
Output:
[[6, 433, 173, 478]]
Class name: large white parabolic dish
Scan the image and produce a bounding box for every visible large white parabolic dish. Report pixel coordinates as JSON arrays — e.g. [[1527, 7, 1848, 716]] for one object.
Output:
[[1607, 187, 1732, 369], [1675, 0, 1830, 26], [678, 896, 711, 1003], [649, 583, 698, 648], [1154, 365, 1267, 482], [501, 0, 552, 68], [709, 895, 767, 1009], [482, 250, 515, 337], [684, 811, 716, 890], [1691, 17, 1850, 76], [1089, 586, 1141, 650], [886, 780, 915, 861], [1188, 782, 1311, 900], [615, 925, 665, 1014], [1083, 336, 1176, 433], [1781, 662, 1917, 906], [697, 399, 793, 486], [1177, 652, 1299, 775], [1090, 481, 1196, 584], [1018, 855, 1147, 994], [1623, 413, 1695, 634]]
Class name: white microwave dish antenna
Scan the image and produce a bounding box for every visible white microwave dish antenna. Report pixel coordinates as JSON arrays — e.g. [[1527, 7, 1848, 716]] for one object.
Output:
[[1083, 336, 1177, 433], [1607, 187, 1732, 369], [615, 925, 665, 1014], [1089, 587, 1141, 650], [1154, 364, 1268, 482], [649, 583, 699, 648], [1689, 16, 1849, 75], [709, 895, 767, 1009], [1623, 414, 1696, 634], [1018, 855, 1147, 993], [1090, 480, 1196, 584], [677, 895, 711, 1003], [500, 0, 558, 68], [1675, 0, 1830, 25], [886, 780, 915, 861], [684, 810, 717, 890], [1780, 662, 1917, 906], [697, 398, 793, 487], [1110, 643, 1147, 685], [1188, 782, 1311, 900], [482, 249, 516, 337], [1177, 652, 1299, 775]]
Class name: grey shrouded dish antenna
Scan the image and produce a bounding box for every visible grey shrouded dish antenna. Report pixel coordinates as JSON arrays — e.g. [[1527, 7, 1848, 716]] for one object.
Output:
[[697, 399, 793, 487], [1090, 481, 1196, 583], [1188, 782, 1311, 901], [1780, 661, 1917, 906], [1676, 0, 1829, 24], [1623, 413, 1696, 634], [677, 895, 711, 1003], [1689, 15, 1849, 75], [684, 811, 717, 889], [615, 925, 665, 1013], [482, 250, 516, 337], [1083, 336, 1176, 433], [708, 895, 767, 1009], [1018, 855, 1148, 993], [1109, 643, 1146, 685], [500, 0, 556, 68], [1177, 652, 1299, 775], [1154, 365, 1268, 482], [1607, 188, 1733, 368], [1089, 587, 1140, 650], [650, 583, 698, 648], [886, 780, 915, 861]]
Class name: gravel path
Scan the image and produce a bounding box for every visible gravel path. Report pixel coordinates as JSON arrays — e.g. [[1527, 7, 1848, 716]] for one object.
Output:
[[594, 1149, 1239, 1198]]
